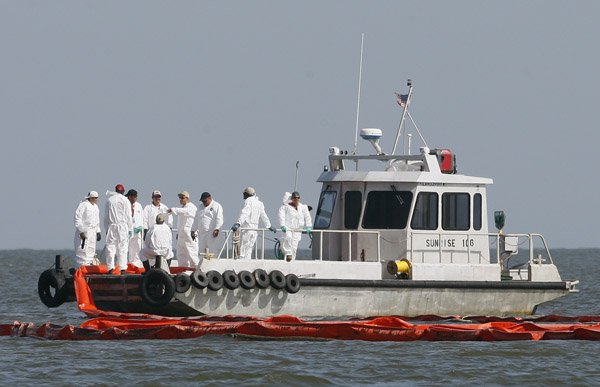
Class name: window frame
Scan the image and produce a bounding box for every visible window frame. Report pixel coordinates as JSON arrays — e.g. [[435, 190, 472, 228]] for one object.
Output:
[[362, 190, 413, 230], [344, 191, 362, 229], [410, 192, 439, 230], [441, 192, 471, 231], [313, 191, 337, 229]]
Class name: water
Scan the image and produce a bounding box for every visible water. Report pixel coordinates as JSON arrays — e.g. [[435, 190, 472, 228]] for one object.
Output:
[[1, 249, 600, 385]]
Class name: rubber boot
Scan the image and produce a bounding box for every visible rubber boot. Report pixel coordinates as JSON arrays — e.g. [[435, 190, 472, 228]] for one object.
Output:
[[142, 260, 151, 274], [155, 255, 162, 269]]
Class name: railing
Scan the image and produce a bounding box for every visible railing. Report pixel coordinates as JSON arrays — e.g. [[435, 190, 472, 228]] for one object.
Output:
[[407, 231, 554, 266], [312, 229, 381, 261], [210, 228, 382, 261], [186, 227, 553, 268]]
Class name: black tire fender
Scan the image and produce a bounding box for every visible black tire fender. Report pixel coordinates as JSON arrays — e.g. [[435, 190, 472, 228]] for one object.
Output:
[[238, 270, 256, 289], [38, 269, 68, 308], [253, 269, 269, 289], [206, 270, 224, 291], [269, 270, 286, 290], [174, 273, 192, 293], [285, 273, 301, 294], [140, 268, 175, 307], [223, 270, 240, 290], [191, 270, 209, 289]]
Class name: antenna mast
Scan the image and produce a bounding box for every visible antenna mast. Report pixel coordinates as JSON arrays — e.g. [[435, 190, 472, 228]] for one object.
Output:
[[353, 33, 365, 156], [391, 79, 413, 155]]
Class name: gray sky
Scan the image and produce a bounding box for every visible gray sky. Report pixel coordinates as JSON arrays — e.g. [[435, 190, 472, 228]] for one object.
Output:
[[1, 1, 598, 249]]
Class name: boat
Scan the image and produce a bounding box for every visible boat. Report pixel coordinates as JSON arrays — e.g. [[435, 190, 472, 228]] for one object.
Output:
[[38, 80, 578, 318]]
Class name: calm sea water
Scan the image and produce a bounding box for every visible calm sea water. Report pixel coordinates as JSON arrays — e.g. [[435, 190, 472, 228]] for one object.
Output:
[[1, 249, 600, 386]]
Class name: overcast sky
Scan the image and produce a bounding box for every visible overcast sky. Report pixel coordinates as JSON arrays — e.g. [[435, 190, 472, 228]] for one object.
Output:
[[1, 1, 598, 249]]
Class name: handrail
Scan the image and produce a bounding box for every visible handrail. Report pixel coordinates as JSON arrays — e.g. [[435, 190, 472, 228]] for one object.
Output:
[[408, 231, 553, 266], [205, 228, 382, 261]]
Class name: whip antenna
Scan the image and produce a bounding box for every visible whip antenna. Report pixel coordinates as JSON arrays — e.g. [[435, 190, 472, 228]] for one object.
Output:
[[353, 33, 365, 156], [293, 161, 300, 191]]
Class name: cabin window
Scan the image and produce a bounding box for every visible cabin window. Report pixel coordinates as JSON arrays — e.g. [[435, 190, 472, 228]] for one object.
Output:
[[344, 191, 362, 229], [473, 193, 482, 231], [410, 192, 438, 230], [362, 191, 413, 229], [314, 191, 337, 229], [442, 193, 470, 230]]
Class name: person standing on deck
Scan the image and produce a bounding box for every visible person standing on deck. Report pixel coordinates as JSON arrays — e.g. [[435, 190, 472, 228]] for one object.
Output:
[[74, 190, 101, 267], [143, 190, 172, 239], [104, 184, 133, 273], [278, 191, 312, 262], [126, 189, 144, 267], [167, 191, 198, 267], [192, 192, 224, 258], [231, 187, 274, 259]]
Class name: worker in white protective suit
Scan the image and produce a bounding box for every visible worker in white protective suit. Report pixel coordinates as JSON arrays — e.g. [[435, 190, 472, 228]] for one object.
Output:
[[126, 189, 144, 268], [143, 190, 172, 239], [192, 192, 224, 259], [140, 213, 173, 272], [74, 190, 101, 267], [278, 191, 312, 261], [167, 191, 198, 267], [104, 184, 133, 273], [231, 187, 275, 259]]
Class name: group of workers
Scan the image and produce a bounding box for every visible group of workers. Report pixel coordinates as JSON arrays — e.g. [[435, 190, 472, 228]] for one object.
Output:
[[74, 185, 313, 271]]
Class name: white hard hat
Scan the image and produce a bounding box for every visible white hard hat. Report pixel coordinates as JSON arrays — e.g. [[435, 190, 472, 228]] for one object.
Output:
[[85, 191, 99, 199]]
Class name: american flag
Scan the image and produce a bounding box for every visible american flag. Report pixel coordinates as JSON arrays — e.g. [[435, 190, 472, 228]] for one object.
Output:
[[395, 92, 408, 108]]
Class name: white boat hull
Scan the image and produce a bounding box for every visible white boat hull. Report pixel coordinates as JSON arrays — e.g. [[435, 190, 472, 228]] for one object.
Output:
[[175, 280, 571, 318]]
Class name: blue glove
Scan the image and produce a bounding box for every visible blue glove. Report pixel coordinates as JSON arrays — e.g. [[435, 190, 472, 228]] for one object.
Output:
[[304, 226, 313, 235], [281, 226, 287, 233], [231, 223, 240, 231], [134, 226, 142, 234], [269, 226, 276, 233], [128, 230, 133, 238]]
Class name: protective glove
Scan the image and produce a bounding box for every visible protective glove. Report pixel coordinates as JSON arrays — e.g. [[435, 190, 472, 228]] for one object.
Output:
[[134, 226, 142, 234], [143, 229, 148, 240], [231, 223, 240, 231], [280, 226, 287, 233], [191, 231, 198, 241], [128, 230, 133, 238], [268, 226, 276, 233], [304, 226, 313, 235], [96, 232, 101, 242]]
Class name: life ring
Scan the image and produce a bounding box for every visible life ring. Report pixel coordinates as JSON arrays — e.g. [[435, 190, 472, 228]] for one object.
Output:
[[206, 270, 224, 291], [38, 269, 68, 308], [191, 270, 209, 289], [174, 273, 192, 293], [238, 270, 256, 289], [269, 270, 286, 290], [285, 273, 301, 294], [223, 270, 240, 290], [140, 268, 175, 307], [253, 269, 269, 289]]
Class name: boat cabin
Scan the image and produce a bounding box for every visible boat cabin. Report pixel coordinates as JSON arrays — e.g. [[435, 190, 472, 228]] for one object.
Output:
[[312, 146, 493, 267]]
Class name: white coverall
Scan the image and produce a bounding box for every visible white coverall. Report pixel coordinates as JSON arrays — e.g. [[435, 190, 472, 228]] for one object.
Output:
[[171, 202, 198, 267], [278, 200, 312, 260], [74, 199, 101, 267], [237, 196, 271, 259], [143, 203, 173, 230], [128, 201, 144, 267], [104, 191, 133, 270], [139, 223, 173, 262], [192, 200, 224, 256]]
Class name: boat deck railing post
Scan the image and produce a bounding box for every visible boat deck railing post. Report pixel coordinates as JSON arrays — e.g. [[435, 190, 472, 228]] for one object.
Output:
[[349, 231, 352, 261]]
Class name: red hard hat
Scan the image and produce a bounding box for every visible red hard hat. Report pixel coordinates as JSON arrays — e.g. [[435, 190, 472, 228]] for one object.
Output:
[[115, 184, 125, 192]]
